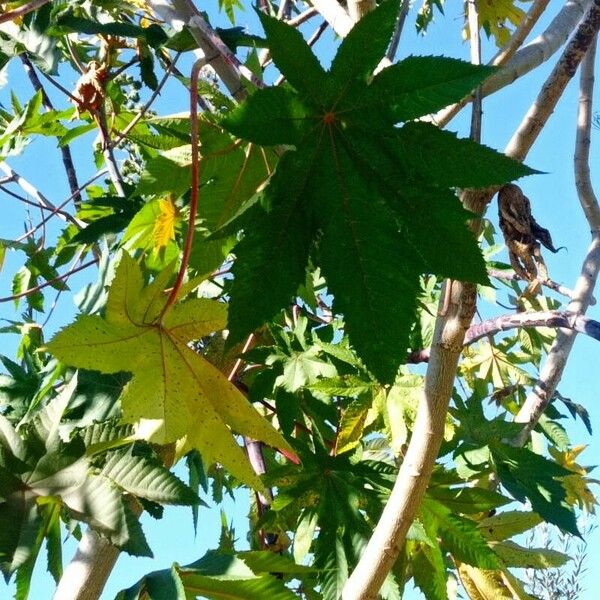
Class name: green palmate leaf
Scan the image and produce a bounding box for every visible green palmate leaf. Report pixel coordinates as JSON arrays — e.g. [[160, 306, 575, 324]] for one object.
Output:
[[490, 444, 579, 535], [139, 565, 186, 600], [329, 0, 399, 85], [44, 502, 62, 583], [117, 550, 311, 600], [428, 484, 511, 514], [62, 473, 152, 556], [223, 87, 309, 146], [221, 0, 534, 382], [259, 11, 327, 103], [265, 443, 395, 599], [47, 253, 296, 489], [52, 10, 167, 48], [228, 153, 314, 340], [238, 550, 317, 575], [309, 374, 375, 397], [276, 347, 337, 393]]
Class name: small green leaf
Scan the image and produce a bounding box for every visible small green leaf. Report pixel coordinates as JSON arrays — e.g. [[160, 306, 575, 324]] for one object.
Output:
[[100, 448, 199, 505], [335, 394, 372, 455]]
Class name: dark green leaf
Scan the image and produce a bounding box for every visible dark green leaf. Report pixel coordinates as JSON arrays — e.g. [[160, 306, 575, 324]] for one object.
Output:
[[412, 544, 448, 600], [258, 11, 327, 104], [330, 0, 399, 85], [221, 86, 309, 146], [227, 152, 314, 344], [394, 122, 537, 187], [221, 11, 537, 382], [53, 11, 167, 48], [368, 56, 495, 122], [491, 444, 579, 536], [100, 448, 200, 505]]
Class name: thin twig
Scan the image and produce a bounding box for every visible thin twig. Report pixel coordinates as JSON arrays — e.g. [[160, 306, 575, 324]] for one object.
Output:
[[406, 310, 600, 363], [41, 72, 80, 103], [159, 58, 205, 319], [0, 0, 50, 24], [94, 108, 125, 196], [19, 54, 82, 208], [288, 6, 318, 26], [386, 0, 409, 62], [430, 0, 588, 128], [110, 57, 140, 80], [42, 248, 86, 327], [0, 259, 97, 303], [12, 169, 108, 241], [513, 34, 600, 445], [488, 268, 588, 302], [113, 53, 180, 146], [0, 184, 77, 223]]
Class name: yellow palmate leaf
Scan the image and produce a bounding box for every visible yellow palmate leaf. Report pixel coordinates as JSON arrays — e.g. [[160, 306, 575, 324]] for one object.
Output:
[[562, 474, 598, 513], [548, 444, 588, 475], [463, 0, 528, 48], [548, 445, 599, 513], [47, 253, 296, 490]]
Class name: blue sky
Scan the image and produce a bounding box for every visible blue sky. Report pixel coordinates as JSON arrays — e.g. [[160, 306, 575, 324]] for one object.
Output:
[[1, 0, 600, 597]]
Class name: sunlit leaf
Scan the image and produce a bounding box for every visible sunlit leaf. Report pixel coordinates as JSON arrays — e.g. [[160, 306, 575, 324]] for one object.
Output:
[[47, 253, 296, 489]]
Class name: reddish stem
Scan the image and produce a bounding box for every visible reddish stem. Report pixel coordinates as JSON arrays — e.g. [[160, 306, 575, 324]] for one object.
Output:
[[159, 59, 204, 320]]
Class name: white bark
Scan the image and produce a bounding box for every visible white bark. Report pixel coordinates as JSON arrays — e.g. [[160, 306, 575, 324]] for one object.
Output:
[[148, 0, 254, 100], [433, 0, 591, 127], [344, 2, 600, 598], [514, 35, 600, 445], [309, 0, 353, 36], [52, 531, 120, 600]]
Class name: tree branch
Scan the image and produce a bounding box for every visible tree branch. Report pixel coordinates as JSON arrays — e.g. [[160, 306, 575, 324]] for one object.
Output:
[[488, 268, 585, 302], [506, 1, 600, 161], [386, 0, 409, 62], [0, 0, 50, 24], [0, 163, 72, 223], [344, 3, 600, 598], [513, 35, 600, 446], [19, 54, 83, 208], [431, 0, 591, 128], [309, 0, 353, 36], [148, 0, 260, 101]]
